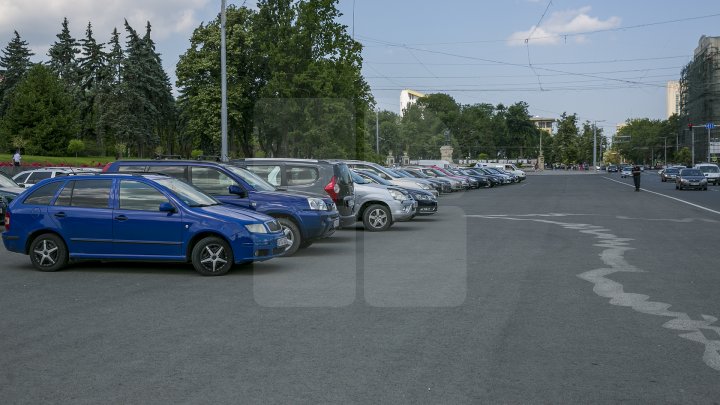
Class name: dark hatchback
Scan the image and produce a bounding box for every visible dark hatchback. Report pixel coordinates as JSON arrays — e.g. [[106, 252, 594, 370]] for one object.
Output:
[[676, 168, 708, 190], [104, 160, 339, 256], [2, 174, 288, 276]]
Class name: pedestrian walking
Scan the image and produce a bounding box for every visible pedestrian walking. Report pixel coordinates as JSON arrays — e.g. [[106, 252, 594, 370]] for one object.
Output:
[[632, 164, 641, 191], [12, 149, 21, 167]]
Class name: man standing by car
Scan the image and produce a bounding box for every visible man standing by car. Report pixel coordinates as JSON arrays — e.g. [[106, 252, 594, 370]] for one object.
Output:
[[632, 163, 641, 191], [12, 150, 21, 168]]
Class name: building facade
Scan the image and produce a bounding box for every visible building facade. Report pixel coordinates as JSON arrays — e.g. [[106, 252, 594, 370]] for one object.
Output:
[[666, 80, 680, 118], [400, 89, 425, 116]]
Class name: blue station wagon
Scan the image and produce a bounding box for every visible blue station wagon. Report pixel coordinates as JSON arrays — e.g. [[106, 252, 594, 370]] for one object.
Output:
[[104, 160, 340, 256], [1, 173, 289, 276]]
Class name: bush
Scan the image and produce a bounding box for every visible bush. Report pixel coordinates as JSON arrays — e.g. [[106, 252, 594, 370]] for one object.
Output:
[[67, 139, 86, 157], [191, 149, 203, 159]]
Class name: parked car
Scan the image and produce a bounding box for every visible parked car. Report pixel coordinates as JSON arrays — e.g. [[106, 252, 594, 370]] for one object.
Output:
[[467, 167, 504, 186], [676, 168, 708, 190], [448, 168, 491, 188], [343, 160, 439, 197], [660, 167, 681, 182], [231, 158, 355, 229], [1, 173, 288, 276], [476, 163, 526, 181], [349, 171, 416, 231], [394, 168, 453, 194], [383, 168, 442, 197], [104, 160, 339, 256], [408, 166, 465, 190], [694, 163, 720, 185], [353, 169, 437, 215], [0, 172, 25, 225], [620, 166, 632, 178]]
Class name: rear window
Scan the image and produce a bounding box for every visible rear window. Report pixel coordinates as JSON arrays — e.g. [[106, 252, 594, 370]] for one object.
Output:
[[117, 165, 147, 173], [244, 165, 282, 186], [23, 182, 62, 205], [26, 171, 53, 184], [54, 180, 112, 208], [335, 163, 353, 185], [287, 166, 319, 186], [699, 166, 719, 173]]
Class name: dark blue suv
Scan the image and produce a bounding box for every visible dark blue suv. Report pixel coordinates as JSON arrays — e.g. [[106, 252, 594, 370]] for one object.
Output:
[[103, 160, 339, 256], [1, 174, 288, 276]]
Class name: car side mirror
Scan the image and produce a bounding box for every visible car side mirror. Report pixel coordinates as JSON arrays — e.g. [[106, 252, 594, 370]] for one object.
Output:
[[159, 202, 177, 213], [228, 185, 247, 198]]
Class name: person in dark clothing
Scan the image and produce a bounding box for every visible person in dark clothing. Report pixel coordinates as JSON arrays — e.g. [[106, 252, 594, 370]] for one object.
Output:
[[631, 164, 641, 191]]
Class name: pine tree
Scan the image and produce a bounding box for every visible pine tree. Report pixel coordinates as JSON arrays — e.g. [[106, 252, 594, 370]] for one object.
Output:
[[0, 31, 34, 116], [77, 22, 107, 145], [47, 17, 81, 87]]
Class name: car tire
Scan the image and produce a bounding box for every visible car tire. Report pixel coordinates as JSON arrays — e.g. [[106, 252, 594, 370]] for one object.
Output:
[[29, 233, 68, 272], [299, 239, 313, 249], [277, 217, 301, 256], [363, 204, 392, 232], [191, 236, 233, 276]]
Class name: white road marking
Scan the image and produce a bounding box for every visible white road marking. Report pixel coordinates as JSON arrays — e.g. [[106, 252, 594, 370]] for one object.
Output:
[[603, 176, 720, 216], [467, 213, 720, 371]]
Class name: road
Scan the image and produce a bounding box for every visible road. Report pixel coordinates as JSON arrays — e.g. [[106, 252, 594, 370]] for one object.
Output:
[[1, 171, 719, 403]]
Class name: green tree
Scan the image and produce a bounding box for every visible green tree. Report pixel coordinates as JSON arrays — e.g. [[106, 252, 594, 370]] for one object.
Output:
[[0, 31, 34, 117], [0, 64, 80, 156], [47, 17, 81, 88], [77, 22, 108, 147], [67, 138, 86, 157], [675, 147, 692, 166], [554, 113, 579, 164]]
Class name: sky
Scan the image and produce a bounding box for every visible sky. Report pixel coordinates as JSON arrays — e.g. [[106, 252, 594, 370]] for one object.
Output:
[[1, 0, 719, 138]]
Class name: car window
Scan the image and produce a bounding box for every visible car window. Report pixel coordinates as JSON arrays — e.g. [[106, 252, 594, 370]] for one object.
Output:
[[23, 181, 62, 205], [151, 165, 187, 180], [13, 172, 30, 183], [57, 180, 112, 208], [245, 165, 282, 186], [119, 180, 170, 211], [224, 165, 275, 191], [336, 164, 353, 185], [26, 171, 53, 184], [349, 171, 368, 184], [117, 165, 146, 173], [191, 167, 237, 195], [154, 177, 219, 207], [287, 166, 319, 186]]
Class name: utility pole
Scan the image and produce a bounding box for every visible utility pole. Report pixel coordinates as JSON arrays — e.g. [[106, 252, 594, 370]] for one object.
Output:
[[593, 120, 605, 171], [220, 0, 228, 162], [376, 109, 379, 154]]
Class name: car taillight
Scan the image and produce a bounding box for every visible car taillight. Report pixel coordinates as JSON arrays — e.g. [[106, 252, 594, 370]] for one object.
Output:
[[324, 176, 339, 202], [4, 211, 9, 231]]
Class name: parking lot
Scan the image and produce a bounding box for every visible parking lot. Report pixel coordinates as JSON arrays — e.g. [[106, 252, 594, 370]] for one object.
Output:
[[2, 171, 720, 403]]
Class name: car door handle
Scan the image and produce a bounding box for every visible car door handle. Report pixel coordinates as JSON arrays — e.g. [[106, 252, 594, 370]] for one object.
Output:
[[114, 215, 128, 221], [54, 212, 66, 218]]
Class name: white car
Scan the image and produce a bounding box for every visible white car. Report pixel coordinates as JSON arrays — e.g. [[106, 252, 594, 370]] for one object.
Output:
[[694, 163, 720, 185], [620, 166, 633, 178]]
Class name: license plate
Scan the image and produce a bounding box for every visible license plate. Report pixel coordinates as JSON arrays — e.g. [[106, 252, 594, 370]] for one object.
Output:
[[333, 218, 340, 228], [277, 237, 290, 247], [691, 182, 699, 185]]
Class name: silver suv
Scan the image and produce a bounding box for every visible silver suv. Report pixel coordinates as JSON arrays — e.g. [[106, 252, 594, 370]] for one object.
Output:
[[349, 171, 416, 231]]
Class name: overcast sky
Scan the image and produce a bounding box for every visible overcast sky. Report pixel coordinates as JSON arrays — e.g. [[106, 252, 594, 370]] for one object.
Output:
[[2, 0, 719, 136]]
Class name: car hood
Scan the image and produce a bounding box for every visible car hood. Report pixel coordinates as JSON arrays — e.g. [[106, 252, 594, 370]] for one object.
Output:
[[197, 204, 274, 223], [0, 186, 24, 195]]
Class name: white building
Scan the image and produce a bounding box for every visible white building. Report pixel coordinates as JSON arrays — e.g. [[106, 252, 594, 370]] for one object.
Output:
[[400, 89, 425, 116], [666, 80, 680, 118]]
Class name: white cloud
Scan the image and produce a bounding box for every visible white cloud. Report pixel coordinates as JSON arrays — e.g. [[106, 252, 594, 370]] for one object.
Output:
[[507, 6, 621, 46], [0, 0, 213, 55]]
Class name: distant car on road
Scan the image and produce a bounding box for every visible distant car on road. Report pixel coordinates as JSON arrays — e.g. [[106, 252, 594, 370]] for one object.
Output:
[[694, 163, 720, 185], [607, 165, 618, 173], [620, 166, 632, 178], [676, 168, 708, 191], [660, 167, 681, 182]]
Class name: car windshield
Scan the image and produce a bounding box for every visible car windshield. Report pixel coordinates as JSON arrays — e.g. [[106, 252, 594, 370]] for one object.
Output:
[[358, 170, 392, 185], [681, 169, 703, 176], [700, 166, 719, 173], [154, 177, 220, 207], [666, 168, 679, 174], [224, 165, 276, 191], [0, 173, 18, 188], [349, 170, 369, 184]]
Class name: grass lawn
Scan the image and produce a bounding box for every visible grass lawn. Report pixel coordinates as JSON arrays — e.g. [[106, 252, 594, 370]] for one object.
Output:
[[0, 154, 113, 168]]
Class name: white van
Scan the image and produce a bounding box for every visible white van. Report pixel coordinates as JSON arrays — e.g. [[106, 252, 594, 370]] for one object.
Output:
[[476, 163, 526, 181], [694, 163, 720, 185]]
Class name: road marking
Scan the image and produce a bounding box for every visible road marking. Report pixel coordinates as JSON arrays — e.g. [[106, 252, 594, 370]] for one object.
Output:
[[603, 177, 720, 216], [467, 213, 720, 371]]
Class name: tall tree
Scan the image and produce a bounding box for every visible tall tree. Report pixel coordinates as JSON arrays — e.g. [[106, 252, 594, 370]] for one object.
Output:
[[47, 17, 81, 88], [0, 31, 34, 116], [0, 64, 80, 155], [554, 113, 579, 164], [77, 22, 107, 146]]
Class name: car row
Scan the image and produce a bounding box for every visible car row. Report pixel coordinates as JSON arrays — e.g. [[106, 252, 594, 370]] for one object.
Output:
[[2, 159, 525, 276]]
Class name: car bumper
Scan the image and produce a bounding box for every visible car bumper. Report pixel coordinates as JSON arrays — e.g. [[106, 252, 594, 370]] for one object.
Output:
[[300, 211, 340, 240], [415, 200, 438, 215], [236, 233, 288, 263], [391, 200, 416, 222]]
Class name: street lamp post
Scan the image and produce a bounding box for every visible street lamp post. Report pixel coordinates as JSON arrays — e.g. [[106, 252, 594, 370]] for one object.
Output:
[[593, 120, 605, 172], [220, 0, 228, 162]]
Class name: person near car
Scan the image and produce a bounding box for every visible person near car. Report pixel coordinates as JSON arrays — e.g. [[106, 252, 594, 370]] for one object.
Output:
[[632, 164, 641, 191], [12, 150, 21, 167]]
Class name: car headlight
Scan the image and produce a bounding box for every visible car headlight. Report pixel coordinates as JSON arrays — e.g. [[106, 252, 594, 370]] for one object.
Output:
[[244, 223, 268, 234], [415, 182, 431, 190], [388, 189, 406, 201], [307, 197, 328, 210], [413, 193, 429, 200]]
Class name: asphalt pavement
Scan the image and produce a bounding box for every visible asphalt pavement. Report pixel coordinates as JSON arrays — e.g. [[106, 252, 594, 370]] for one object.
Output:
[[1, 171, 719, 404]]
